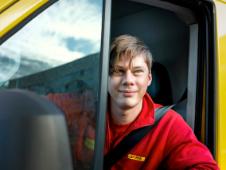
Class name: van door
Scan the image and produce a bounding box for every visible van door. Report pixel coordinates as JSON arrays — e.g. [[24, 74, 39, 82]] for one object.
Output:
[[0, 0, 111, 169]]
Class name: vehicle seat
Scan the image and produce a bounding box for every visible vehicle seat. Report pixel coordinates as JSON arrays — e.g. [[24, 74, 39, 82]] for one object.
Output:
[[147, 62, 173, 105], [147, 62, 187, 120]]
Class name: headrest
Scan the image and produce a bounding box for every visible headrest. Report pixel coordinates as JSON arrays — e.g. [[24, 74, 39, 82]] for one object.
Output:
[[147, 62, 173, 105]]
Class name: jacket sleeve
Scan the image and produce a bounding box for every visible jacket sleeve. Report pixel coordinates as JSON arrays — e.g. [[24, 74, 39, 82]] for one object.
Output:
[[164, 111, 219, 170]]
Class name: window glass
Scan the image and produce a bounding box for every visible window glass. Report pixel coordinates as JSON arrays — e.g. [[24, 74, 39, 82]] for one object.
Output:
[[0, 0, 103, 169]]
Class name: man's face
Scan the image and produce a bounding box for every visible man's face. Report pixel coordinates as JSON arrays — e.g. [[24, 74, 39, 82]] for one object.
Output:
[[108, 54, 152, 110]]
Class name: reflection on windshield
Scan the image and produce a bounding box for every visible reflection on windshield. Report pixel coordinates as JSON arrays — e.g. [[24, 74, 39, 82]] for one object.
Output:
[[0, 51, 20, 85], [0, 0, 102, 84], [48, 89, 96, 169]]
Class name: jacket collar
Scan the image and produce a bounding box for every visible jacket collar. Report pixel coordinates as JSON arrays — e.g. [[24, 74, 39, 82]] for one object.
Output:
[[129, 93, 155, 130], [105, 93, 159, 152], [107, 93, 157, 132]]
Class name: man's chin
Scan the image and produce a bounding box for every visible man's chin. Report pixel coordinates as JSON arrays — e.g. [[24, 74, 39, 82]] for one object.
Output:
[[119, 102, 137, 110]]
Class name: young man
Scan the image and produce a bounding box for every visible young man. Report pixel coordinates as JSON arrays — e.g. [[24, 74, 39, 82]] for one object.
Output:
[[104, 35, 219, 169]]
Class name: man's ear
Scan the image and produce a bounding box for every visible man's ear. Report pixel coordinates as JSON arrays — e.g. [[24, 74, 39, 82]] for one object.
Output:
[[148, 73, 152, 86]]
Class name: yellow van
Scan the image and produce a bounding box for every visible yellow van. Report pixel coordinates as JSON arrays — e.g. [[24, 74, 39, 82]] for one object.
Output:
[[0, 0, 225, 169]]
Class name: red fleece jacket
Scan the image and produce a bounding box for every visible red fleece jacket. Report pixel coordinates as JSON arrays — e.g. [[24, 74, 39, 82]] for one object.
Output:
[[104, 93, 219, 170]]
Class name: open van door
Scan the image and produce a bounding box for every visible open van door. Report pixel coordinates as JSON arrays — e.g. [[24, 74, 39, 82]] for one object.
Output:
[[0, 0, 57, 44]]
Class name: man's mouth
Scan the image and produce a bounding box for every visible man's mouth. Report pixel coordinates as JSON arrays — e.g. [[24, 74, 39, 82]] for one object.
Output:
[[119, 90, 136, 97]]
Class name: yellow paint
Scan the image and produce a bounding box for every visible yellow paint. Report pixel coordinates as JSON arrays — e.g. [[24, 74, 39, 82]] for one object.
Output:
[[0, 0, 49, 38], [215, 1, 226, 169], [216, 35, 226, 169], [216, 0, 226, 4], [128, 154, 146, 162], [0, 0, 19, 13]]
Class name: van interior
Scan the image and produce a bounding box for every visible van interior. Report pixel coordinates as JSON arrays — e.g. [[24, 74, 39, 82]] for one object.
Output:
[[111, 0, 199, 130]]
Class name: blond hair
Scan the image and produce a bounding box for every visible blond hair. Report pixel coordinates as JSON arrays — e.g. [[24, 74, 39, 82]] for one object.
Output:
[[109, 35, 153, 75]]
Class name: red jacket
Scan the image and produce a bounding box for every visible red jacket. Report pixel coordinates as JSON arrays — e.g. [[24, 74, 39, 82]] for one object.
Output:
[[105, 93, 219, 170]]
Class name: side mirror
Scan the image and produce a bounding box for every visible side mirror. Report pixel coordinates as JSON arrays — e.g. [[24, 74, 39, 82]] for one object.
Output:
[[0, 89, 73, 170]]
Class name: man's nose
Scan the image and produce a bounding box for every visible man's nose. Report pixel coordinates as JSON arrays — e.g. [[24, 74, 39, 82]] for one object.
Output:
[[122, 71, 135, 86]]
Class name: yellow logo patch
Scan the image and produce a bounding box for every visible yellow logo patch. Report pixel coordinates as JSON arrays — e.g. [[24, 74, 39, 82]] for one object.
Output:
[[128, 154, 146, 162], [84, 137, 95, 150]]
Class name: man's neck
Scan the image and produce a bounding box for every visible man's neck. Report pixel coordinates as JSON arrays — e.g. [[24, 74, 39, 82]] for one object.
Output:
[[110, 101, 143, 125]]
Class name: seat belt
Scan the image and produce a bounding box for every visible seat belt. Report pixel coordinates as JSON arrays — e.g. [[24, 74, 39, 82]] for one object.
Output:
[[103, 105, 174, 170]]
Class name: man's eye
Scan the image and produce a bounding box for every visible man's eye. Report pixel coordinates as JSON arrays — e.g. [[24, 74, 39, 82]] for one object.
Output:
[[113, 69, 124, 75], [133, 70, 143, 74]]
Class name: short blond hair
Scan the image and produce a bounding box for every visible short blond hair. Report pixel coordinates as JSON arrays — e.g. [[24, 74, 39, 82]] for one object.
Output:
[[109, 35, 153, 75]]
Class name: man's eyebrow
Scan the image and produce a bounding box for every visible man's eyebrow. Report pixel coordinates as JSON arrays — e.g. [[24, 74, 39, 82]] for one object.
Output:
[[113, 65, 145, 69], [132, 66, 145, 69], [114, 65, 125, 69]]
